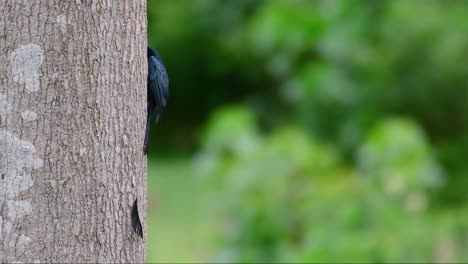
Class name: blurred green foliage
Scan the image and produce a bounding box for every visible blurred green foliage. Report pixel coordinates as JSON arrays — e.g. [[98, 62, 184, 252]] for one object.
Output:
[[195, 107, 467, 262], [148, 0, 468, 262]]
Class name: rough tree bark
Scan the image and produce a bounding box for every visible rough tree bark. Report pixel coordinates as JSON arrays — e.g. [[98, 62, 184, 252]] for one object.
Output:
[[0, 0, 147, 262]]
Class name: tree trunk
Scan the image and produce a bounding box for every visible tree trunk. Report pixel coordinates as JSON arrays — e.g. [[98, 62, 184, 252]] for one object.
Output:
[[0, 0, 147, 262]]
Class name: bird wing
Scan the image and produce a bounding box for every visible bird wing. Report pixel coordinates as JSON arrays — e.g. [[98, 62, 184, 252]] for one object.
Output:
[[131, 199, 143, 238], [148, 56, 169, 123]]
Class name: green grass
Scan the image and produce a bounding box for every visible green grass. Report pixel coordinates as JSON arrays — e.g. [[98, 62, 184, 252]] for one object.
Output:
[[147, 156, 216, 263]]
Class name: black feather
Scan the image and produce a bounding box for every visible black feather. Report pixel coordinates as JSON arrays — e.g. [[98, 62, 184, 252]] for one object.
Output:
[[144, 46, 169, 153], [147, 47, 169, 122], [131, 198, 143, 238]]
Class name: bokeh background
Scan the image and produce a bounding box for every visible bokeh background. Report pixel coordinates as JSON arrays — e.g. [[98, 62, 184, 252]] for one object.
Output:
[[146, 0, 468, 262]]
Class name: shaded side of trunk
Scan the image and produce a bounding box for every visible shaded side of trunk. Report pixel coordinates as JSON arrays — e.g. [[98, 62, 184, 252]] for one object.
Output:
[[0, 0, 147, 262]]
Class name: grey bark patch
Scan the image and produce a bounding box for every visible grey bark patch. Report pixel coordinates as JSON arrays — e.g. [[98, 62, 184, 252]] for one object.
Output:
[[79, 144, 87, 156], [6, 200, 32, 221], [0, 130, 42, 252], [21, 110, 38, 122], [9, 44, 44, 93], [0, 93, 12, 123], [56, 14, 68, 32], [0, 130, 42, 199]]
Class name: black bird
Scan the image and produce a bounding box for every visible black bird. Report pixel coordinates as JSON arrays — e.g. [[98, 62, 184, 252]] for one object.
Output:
[[144, 46, 169, 154]]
